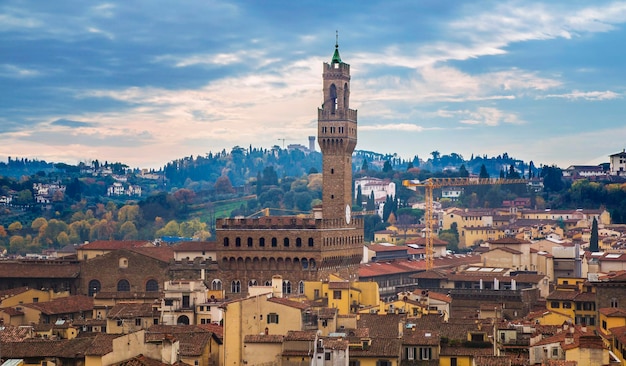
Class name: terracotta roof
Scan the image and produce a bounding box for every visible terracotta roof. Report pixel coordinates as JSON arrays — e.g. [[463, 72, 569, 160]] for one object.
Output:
[[402, 329, 439, 346], [0, 324, 34, 342], [0, 261, 80, 278], [244, 334, 284, 343], [79, 240, 152, 250], [547, 290, 579, 301], [0, 307, 24, 316], [112, 354, 172, 366], [359, 254, 479, 278], [24, 295, 93, 315], [1, 334, 122, 358], [284, 330, 317, 341], [486, 247, 523, 255], [349, 337, 401, 358], [488, 237, 530, 245], [0, 287, 30, 299], [146, 325, 216, 356], [196, 323, 223, 339], [357, 313, 404, 338], [599, 307, 626, 317], [573, 292, 596, 302], [129, 246, 175, 262], [425, 291, 452, 303], [107, 302, 157, 319], [368, 244, 408, 252], [405, 237, 448, 246]]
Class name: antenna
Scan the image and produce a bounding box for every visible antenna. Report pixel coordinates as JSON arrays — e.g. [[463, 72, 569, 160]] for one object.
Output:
[[335, 30, 338, 47], [277, 138, 286, 148]]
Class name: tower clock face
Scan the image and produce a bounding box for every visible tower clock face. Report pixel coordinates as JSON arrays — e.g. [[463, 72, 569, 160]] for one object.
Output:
[[345, 204, 351, 224]]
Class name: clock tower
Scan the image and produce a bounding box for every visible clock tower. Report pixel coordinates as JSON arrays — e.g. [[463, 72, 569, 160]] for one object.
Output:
[[318, 39, 357, 222]]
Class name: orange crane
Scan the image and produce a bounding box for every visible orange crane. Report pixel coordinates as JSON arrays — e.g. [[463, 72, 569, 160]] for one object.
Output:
[[402, 177, 527, 269]]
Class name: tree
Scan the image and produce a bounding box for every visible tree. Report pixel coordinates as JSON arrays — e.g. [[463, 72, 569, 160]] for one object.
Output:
[[479, 164, 489, 179], [31, 217, 48, 232], [590, 217, 599, 252], [118, 204, 140, 223], [382, 160, 393, 173], [356, 185, 363, 207], [119, 221, 139, 240], [215, 176, 235, 194], [8, 221, 22, 234], [361, 159, 369, 171], [458, 164, 469, 177], [156, 220, 180, 238]]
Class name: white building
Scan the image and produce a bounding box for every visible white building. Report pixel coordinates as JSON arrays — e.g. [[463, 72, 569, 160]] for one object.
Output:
[[354, 177, 396, 206], [610, 149, 626, 176]]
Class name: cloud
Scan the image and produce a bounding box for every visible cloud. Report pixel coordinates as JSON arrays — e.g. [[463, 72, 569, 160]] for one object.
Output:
[[360, 123, 429, 132], [50, 119, 96, 128], [0, 64, 41, 78], [543, 90, 621, 101], [445, 107, 525, 126]]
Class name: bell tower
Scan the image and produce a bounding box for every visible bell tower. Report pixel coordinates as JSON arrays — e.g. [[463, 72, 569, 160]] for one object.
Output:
[[318, 38, 357, 223]]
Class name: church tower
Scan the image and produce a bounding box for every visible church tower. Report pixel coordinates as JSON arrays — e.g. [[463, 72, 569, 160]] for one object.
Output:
[[318, 39, 357, 222]]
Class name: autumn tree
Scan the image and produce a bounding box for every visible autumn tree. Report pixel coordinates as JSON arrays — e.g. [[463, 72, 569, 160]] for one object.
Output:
[[8, 221, 22, 234], [214, 176, 235, 195]]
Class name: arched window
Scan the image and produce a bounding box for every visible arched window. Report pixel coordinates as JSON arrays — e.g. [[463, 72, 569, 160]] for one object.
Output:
[[231, 280, 241, 293], [271, 238, 277, 247], [296, 238, 302, 247], [329, 84, 337, 114], [211, 279, 222, 291], [298, 281, 305, 294], [343, 82, 349, 109], [259, 238, 265, 247], [146, 279, 159, 292], [248, 279, 257, 287], [117, 279, 130, 292], [88, 280, 101, 297], [310, 259, 316, 269], [284, 238, 289, 247], [302, 258, 309, 269], [265, 280, 272, 286], [235, 237, 241, 247], [223, 237, 229, 247], [283, 280, 292, 294], [308, 238, 314, 247], [247, 237, 253, 247], [177, 315, 190, 325]]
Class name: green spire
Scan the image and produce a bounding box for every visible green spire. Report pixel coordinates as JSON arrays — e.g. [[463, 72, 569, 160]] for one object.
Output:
[[331, 31, 342, 64]]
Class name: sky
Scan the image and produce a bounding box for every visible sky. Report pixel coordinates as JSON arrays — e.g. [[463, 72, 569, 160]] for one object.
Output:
[[2, 1, 626, 170]]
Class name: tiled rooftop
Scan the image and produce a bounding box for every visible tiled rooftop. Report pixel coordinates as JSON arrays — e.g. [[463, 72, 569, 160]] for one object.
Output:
[[24, 295, 94, 315]]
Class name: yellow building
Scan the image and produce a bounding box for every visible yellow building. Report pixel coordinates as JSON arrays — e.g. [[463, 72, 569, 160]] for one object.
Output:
[[222, 293, 312, 366], [0, 287, 69, 308], [302, 274, 379, 315], [459, 226, 506, 248]]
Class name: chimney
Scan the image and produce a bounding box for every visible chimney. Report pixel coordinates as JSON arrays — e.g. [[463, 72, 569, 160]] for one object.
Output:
[[271, 275, 283, 298]]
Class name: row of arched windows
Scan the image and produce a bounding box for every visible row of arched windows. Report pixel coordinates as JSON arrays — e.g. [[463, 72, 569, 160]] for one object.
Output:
[[223, 236, 315, 248], [221, 256, 317, 271], [87, 279, 159, 296], [323, 235, 362, 247]]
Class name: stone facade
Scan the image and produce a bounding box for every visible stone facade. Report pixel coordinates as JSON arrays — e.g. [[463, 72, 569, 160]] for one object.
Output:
[[215, 42, 364, 297]]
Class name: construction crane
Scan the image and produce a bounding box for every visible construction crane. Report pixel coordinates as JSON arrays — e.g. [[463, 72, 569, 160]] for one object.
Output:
[[402, 177, 527, 269]]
